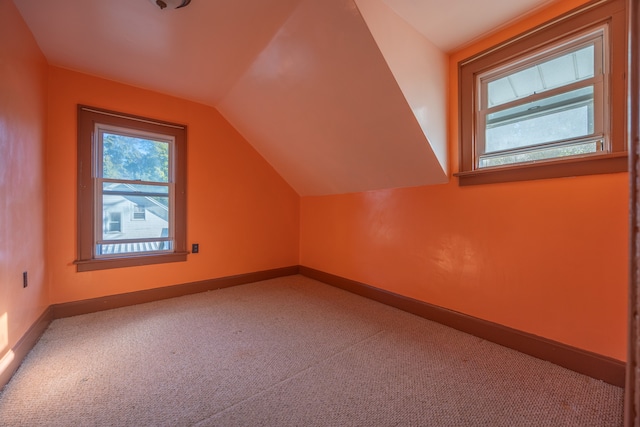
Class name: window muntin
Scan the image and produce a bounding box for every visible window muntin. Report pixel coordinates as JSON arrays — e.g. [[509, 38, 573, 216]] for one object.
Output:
[[76, 105, 187, 271], [476, 27, 606, 169]]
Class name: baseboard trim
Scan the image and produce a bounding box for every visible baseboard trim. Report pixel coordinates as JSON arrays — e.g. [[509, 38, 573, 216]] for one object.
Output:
[[0, 265, 299, 390], [299, 266, 625, 387], [0, 306, 53, 391], [53, 266, 300, 319], [1, 266, 298, 391], [3, 265, 624, 391]]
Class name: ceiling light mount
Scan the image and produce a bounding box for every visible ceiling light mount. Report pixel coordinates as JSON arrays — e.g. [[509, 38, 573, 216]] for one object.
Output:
[[149, 0, 191, 10]]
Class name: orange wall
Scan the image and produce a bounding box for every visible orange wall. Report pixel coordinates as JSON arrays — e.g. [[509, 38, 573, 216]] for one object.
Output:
[[0, 0, 49, 362], [2, 0, 628, 366], [46, 67, 299, 304], [300, 0, 628, 361]]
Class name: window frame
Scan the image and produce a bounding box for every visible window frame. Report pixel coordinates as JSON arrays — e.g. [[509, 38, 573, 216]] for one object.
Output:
[[477, 27, 606, 166], [76, 105, 187, 271], [455, 0, 627, 186]]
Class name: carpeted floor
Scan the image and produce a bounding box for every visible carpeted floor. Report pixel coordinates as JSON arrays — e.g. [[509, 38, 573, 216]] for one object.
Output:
[[0, 275, 624, 426]]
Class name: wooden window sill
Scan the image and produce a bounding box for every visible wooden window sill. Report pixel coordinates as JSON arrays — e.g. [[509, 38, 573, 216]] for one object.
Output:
[[454, 152, 628, 186], [75, 252, 189, 272]]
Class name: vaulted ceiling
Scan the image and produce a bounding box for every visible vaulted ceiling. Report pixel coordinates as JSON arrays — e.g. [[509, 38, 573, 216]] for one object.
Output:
[[13, 0, 555, 196]]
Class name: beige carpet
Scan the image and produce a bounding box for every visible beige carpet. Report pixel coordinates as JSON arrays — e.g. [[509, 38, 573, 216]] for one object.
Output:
[[0, 275, 624, 426]]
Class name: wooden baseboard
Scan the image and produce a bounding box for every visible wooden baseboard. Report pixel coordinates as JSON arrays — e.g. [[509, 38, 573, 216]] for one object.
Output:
[[0, 306, 53, 391], [53, 266, 300, 318], [299, 266, 626, 387], [1, 266, 298, 391], [3, 265, 624, 391]]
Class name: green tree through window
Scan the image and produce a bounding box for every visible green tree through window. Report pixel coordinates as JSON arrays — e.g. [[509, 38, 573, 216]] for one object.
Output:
[[102, 133, 169, 183]]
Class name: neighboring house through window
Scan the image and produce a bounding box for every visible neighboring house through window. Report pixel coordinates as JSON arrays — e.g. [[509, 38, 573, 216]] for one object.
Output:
[[107, 212, 122, 233], [132, 204, 146, 221], [456, 0, 627, 185], [76, 105, 187, 271]]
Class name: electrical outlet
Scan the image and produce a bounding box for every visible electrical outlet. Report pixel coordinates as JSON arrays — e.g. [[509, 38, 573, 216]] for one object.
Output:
[[192, 243, 199, 254], [23, 271, 28, 288]]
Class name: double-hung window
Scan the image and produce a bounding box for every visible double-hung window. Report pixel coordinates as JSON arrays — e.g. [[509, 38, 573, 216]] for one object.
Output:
[[76, 106, 187, 271], [478, 27, 605, 168], [457, 0, 627, 185]]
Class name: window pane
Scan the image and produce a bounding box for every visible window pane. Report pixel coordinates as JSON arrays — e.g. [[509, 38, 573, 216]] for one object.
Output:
[[485, 86, 594, 153], [102, 133, 169, 183], [487, 45, 594, 107], [102, 194, 169, 242], [479, 140, 600, 168]]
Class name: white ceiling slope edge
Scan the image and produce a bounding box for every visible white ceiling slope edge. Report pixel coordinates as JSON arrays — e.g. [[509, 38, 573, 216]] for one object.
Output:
[[354, 0, 448, 173], [12, 0, 554, 196], [217, 0, 448, 196], [381, 0, 558, 52]]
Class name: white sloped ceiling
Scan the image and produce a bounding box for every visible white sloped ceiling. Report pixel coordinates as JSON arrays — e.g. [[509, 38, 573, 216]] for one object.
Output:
[[13, 0, 553, 196]]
